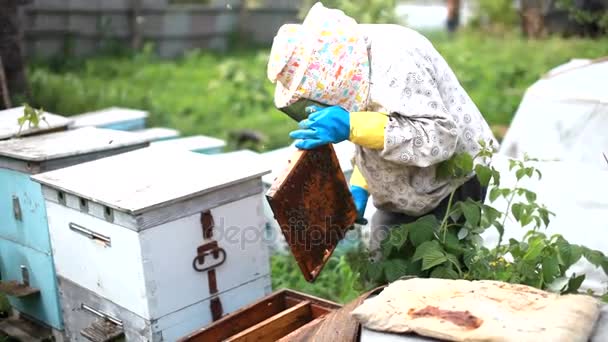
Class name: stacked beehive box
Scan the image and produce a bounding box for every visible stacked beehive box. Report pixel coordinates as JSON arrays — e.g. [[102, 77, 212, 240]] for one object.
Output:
[[31, 147, 272, 341], [0, 108, 151, 338]]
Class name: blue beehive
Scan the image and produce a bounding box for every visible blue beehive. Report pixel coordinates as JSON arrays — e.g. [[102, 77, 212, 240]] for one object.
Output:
[[0, 125, 151, 335], [70, 107, 148, 131]]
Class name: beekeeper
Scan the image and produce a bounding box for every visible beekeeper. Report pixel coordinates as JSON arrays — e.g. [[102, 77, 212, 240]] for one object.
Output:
[[267, 2, 497, 257]]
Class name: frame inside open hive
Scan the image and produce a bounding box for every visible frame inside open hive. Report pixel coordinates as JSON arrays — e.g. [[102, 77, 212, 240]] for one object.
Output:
[[266, 144, 357, 282]]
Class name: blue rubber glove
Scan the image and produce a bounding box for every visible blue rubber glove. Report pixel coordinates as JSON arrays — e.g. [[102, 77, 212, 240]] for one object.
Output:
[[289, 105, 350, 150], [350, 185, 369, 223]]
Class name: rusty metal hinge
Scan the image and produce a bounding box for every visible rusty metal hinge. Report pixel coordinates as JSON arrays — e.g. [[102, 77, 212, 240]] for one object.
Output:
[[12, 195, 22, 221], [192, 211, 225, 321]]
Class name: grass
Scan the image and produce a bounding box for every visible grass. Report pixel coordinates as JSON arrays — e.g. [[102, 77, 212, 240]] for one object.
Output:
[[24, 30, 608, 153]]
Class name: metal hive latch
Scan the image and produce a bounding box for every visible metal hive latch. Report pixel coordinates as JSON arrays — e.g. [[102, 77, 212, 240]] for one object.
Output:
[[192, 211, 225, 321]]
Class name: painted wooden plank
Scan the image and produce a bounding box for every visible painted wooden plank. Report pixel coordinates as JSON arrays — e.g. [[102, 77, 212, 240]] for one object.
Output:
[[45, 200, 150, 319], [149, 135, 226, 154], [0, 169, 52, 253], [140, 195, 271, 319], [70, 107, 148, 131], [40, 178, 263, 232], [45, 194, 270, 320], [31, 148, 270, 215], [0, 106, 71, 140], [181, 289, 341, 342], [181, 292, 287, 342], [57, 274, 272, 342], [0, 239, 63, 330], [225, 301, 312, 342], [0, 127, 151, 162], [132, 127, 180, 141]]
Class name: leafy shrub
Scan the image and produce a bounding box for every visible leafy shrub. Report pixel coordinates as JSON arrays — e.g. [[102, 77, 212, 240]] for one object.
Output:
[[347, 141, 608, 300], [271, 252, 360, 304]]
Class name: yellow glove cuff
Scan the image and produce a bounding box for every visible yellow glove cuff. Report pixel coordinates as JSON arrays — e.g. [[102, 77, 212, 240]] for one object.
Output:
[[349, 111, 388, 150], [350, 165, 368, 191]]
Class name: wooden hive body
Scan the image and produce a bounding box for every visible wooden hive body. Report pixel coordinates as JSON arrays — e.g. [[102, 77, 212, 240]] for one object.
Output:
[[31, 148, 273, 341], [0, 126, 150, 333]]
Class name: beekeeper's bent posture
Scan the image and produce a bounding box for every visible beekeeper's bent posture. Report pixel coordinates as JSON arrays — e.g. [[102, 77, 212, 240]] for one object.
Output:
[[267, 3, 497, 257]]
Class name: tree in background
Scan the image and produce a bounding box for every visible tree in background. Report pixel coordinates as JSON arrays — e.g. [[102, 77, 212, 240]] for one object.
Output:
[[299, 0, 399, 24], [447, 0, 462, 33], [0, 0, 31, 108]]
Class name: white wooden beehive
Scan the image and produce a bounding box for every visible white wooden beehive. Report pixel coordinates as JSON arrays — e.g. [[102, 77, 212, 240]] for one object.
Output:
[[30, 148, 272, 341]]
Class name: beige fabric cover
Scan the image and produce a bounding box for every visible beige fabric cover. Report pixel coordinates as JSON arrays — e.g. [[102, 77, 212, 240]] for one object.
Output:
[[351, 278, 601, 342]]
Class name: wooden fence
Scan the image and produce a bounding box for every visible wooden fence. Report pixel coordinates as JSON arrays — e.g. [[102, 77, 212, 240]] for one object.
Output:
[[18, 0, 300, 58]]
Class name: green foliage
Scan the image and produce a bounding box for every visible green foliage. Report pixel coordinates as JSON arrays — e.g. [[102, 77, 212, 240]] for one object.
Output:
[[470, 0, 519, 29], [16, 103, 49, 136], [26, 33, 608, 152], [348, 140, 608, 297], [556, 0, 608, 34], [271, 253, 360, 304], [299, 0, 399, 24]]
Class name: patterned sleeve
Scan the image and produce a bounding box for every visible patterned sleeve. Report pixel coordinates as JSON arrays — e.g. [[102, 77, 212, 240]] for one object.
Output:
[[371, 45, 459, 168]]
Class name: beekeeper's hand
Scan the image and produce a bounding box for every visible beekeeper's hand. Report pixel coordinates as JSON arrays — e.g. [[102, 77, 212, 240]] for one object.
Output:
[[289, 105, 350, 149], [350, 165, 369, 222], [289, 105, 389, 150]]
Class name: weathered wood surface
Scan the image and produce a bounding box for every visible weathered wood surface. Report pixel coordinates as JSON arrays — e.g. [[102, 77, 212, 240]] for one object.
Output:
[[266, 144, 357, 282], [150, 135, 226, 153], [180, 289, 341, 342], [0, 126, 150, 162], [70, 107, 148, 129], [0, 106, 71, 139], [277, 287, 383, 342], [225, 300, 312, 342], [31, 148, 270, 215]]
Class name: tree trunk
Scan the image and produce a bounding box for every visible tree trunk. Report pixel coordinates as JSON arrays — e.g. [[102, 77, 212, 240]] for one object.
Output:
[[446, 0, 461, 33], [520, 0, 547, 38], [0, 0, 32, 106]]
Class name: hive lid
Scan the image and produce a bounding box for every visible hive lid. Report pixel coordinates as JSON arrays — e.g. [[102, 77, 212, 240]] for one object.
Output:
[[31, 147, 270, 215], [0, 127, 151, 163], [0, 106, 72, 140], [150, 135, 226, 152], [266, 144, 357, 282], [71, 107, 148, 128]]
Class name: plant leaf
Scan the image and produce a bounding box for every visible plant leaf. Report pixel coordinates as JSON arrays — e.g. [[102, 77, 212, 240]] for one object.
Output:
[[384, 259, 409, 282], [445, 253, 462, 274], [489, 187, 502, 202], [523, 237, 545, 261], [408, 215, 439, 247], [511, 203, 522, 221], [422, 250, 448, 271], [562, 274, 585, 294], [368, 262, 385, 282], [524, 190, 537, 203], [542, 256, 561, 284], [475, 164, 492, 187], [462, 200, 481, 228], [430, 265, 459, 279], [457, 228, 469, 240], [413, 240, 442, 262]]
